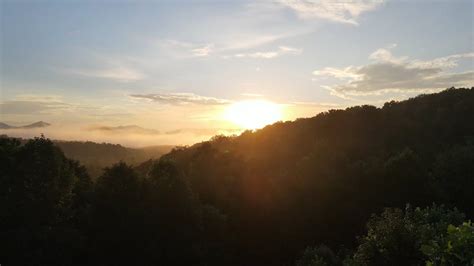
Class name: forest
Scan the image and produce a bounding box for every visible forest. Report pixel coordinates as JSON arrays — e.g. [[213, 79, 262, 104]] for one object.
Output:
[[0, 138, 173, 178], [1, 87, 473, 265]]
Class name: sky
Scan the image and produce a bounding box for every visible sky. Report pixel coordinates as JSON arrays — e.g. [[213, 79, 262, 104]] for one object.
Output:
[[1, 0, 473, 146]]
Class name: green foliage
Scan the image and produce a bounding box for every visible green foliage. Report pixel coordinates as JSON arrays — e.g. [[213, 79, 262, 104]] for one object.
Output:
[[432, 144, 474, 217], [295, 245, 339, 266], [88, 161, 203, 265], [297, 254, 328, 266], [421, 221, 474, 266], [0, 136, 93, 265], [351, 205, 465, 266]]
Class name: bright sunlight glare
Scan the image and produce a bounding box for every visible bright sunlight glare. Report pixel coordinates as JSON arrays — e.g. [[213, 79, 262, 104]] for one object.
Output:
[[225, 100, 282, 130]]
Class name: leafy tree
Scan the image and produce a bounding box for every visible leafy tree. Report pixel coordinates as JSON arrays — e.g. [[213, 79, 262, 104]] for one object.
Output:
[[421, 221, 474, 266], [0, 136, 92, 265], [295, 245, 339, 266], [351, 205, 465, 266], [432, 144, 474, 217], [144, 159, 202, 264], [87, 162, 147, 265]]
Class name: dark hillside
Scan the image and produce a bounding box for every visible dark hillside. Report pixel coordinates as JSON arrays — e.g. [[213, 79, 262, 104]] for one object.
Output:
[[55, 141, 173, 177], [2, 88, 473, 266], [153, 87, 474, 264], [1, 137, 174, 178]]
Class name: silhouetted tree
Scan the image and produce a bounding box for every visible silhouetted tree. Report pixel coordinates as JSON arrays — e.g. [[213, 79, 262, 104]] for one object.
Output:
[[351, 205, 465, 266], [0, 136, 92, 265]]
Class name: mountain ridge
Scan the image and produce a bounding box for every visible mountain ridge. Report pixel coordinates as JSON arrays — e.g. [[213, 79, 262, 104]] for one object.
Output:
[[145, 87, 474, 263], [0, 135, 174, 178], [0, 121, 51, 129]]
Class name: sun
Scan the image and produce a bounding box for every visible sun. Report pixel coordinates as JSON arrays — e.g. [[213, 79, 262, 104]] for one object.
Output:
[[224, 100, 282, 130]]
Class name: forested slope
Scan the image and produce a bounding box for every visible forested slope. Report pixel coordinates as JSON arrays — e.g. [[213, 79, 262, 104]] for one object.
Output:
[[155, 87, 474, 263], [1, 87, 473, 265], [0, 137, 173, 178]]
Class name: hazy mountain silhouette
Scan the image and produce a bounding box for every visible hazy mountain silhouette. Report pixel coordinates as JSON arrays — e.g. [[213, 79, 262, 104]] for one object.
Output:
[[3, 136, 174, 178], [0, 121, 51, 129], [21, 121, 51, 128], [0, 122, 13, 129], [89, 125, 160, 135]]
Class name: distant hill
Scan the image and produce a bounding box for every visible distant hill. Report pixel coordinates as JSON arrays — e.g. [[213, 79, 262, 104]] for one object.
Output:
[[0, 121, 51, 129], [2, 136, 174, 178], [56, 141, 173, 178], [21, 121, 50, 128], [0, 122, 13, 129]]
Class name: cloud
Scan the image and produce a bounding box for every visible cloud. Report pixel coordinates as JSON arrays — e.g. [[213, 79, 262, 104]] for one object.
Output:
[[0, 95, 73, 115], [241, 93, 264, 97], [289, 101, 340, 107], [191, 44, 214, 57], [313, 66, 360, 79], [165, 128, 240, 136], [313, 46, 474, 96], [163, 31, 307, 59], [87, 125, 240, 138], [130, 92, 230, 105], [0, 101, 56, 115], [221, 33, 298, 51], [278, 0, 385, 25], [234, 46, 302, 59], [88, 125, 160, 135], [68, 66, 144, 82], [14, 94, 65, 102], [0, 94, 124, 119], [162, 39, 215, 58], [59, 52, 146, 82]]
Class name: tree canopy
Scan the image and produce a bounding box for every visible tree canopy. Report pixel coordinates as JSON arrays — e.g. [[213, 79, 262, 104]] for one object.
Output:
[[1, 87, 473, 265]]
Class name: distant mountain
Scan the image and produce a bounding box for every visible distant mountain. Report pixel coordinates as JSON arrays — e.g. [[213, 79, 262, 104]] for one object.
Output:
[[0, 135, 174, 178], [44, 139, 173, 178], [0, 122, 13, 129], [0, 121, 51, 129], [89, 125, 160, 135], [21, 121, 51, 128]]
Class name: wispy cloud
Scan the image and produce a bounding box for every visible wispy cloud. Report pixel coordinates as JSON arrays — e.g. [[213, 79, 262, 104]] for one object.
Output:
[[88, 125, 160, 135], [161, 39, 215, 58], [234, 46, 302, 59], [289, 101, 341, 107], [0, 101, 68, 115], [278, 0, 385, 25], [130, 92, 230, 105], [165, 128, 241, 136], [58, 51, 146, 82], [220, 34, 296, 51], [67, 66, 144, 82], [0, 94, 129, 119], [313, 45, 474, 96], [162, 31, 307, 59], [0, 95, 73, 115], [241, 93, 264, 97], [87, 125, 240, 137], [191, 44, 214, 57]]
